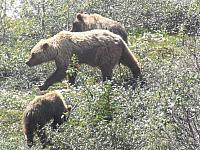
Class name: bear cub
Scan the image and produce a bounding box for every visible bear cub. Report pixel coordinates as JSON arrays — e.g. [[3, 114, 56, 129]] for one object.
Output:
[[22, 91, 72, 148], [71, 12, 128, 44]]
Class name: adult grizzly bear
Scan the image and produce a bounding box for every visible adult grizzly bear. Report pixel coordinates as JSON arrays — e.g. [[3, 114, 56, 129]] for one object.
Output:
[[26, 30, 141, 91], [22, 91, 72, 148], [71, 12, 128, 44]]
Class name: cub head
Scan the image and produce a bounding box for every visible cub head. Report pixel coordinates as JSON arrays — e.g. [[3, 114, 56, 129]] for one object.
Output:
[[71, 12, 91, 32], [61, 104, 72, 123], [26, 40, 57, 67]]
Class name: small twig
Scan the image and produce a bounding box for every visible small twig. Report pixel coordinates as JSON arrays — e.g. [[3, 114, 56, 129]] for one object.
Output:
[[191, 50, 200, 73]]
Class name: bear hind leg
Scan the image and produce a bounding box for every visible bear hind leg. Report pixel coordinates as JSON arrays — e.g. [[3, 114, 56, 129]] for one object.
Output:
[[120, 56, 146, 87], [120, 57, 141, 79]]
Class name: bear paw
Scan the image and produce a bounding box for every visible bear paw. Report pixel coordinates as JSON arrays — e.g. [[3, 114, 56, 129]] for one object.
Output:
[[38, 85, 48, 91]]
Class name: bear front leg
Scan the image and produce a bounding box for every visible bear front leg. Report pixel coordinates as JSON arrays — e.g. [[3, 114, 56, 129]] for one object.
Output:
[[36, 127, 51, 149], [100, 66, 113, 81], [51, 115, 65, 130], [25, 131, 34, 148], [68, 71, 77, 85], [50, 120, 58, 130], [39, 67, 67, 91], [67, 63, 80, 85]]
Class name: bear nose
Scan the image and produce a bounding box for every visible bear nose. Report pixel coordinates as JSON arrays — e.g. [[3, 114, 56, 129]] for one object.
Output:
[[25, 61, 30, 66]]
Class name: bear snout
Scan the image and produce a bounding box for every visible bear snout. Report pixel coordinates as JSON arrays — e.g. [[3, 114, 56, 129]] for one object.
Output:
[[25, 60, 31, 67], [25, 60, 34, 67]]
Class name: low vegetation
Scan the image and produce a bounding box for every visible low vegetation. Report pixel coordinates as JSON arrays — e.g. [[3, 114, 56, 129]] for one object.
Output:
[[0, 0, 199, 149]]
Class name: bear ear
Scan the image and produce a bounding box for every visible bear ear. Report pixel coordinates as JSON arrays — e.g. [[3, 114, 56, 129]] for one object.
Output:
[[42, 43, 49, 50], [77, 13, 83, 21], [79, 11, 87, 14]]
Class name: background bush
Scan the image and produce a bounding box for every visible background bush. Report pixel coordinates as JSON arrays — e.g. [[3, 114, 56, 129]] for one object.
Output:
[[0, 0, 199, 149]]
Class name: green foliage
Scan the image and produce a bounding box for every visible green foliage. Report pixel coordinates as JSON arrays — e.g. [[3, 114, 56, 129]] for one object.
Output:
[[93, 81, 115, 123], [67, 54, 79, 77], [0, 0, 200, 149]]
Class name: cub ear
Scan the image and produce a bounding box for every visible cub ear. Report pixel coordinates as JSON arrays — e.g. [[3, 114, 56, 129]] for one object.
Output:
[[77, 13, 83, 21], [79, 11, 87, 14], [42, 43, 49, 50]]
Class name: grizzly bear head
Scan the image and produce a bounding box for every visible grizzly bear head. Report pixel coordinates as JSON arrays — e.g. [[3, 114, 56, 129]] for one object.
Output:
[[26, 40, 58, 67], [71, 12, 92, 32]]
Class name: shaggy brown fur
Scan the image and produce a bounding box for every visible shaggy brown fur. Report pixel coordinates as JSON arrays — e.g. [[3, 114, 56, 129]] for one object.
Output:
[[26, 30, 141, 91], [22, 91, 71, 148], [71, 12, 128, 44]]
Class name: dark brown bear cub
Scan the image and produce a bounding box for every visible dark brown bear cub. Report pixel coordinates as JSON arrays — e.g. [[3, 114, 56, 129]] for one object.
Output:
[[71, 12, 128, 44], [22, 91, 71, 149]]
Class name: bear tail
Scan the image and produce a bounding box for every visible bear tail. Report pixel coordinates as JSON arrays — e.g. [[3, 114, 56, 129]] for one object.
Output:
[[120, 40, 142, 80]]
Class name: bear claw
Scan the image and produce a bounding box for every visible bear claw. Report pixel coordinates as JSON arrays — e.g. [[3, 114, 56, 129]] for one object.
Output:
[[38, 85, 48, 91]]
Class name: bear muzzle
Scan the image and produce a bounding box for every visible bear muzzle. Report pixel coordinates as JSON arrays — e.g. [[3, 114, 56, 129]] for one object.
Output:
[[25, 60, 34, 67]]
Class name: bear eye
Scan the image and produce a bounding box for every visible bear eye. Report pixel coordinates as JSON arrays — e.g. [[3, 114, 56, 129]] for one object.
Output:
[[31, 53, 36, 57]]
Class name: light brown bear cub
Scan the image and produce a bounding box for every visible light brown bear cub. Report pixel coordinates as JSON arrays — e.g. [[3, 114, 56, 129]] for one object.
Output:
[[22, 91, 72, 148], [26, 30, 141, 91], [71, 12, 128, 44]]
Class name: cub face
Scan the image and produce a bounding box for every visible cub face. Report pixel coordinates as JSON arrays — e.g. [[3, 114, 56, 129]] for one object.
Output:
[[71, 13, 89, 32]]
